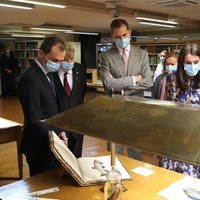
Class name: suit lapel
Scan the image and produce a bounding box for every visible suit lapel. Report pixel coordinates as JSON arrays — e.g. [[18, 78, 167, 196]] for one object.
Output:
[[54, 72, 66, 96], [32, 62, 49, 87], [127, 46, 136, 75], [111, 48, 126, 76], [32, 61, 57, 100], [71, 64, 79, 96]]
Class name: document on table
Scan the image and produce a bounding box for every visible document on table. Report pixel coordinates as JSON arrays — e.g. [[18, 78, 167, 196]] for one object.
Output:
[[0, 117, 20, 129], [157, 176, 200, 200]]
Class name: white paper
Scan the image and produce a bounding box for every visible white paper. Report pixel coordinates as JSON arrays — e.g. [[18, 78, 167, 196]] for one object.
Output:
[[131, 166, 154, 176], [78, 155, 131, 183], [0, 117, 20, 129], [157, 176, 200, 200]]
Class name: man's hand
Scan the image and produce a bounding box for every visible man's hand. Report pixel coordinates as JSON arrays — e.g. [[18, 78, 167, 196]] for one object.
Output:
[[109, 73, 113, 78], [135, 75, 142, 82], [59, 131, 68, 146]]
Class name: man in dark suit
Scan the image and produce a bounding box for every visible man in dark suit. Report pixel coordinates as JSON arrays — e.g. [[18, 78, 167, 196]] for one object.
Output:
[[18, 36, 68, 176], [0, 49, 18, 96], [54, 43, 87, 158]]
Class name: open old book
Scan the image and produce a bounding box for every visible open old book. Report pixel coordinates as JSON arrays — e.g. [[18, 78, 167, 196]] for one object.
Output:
[[48, 131, 132, 186]]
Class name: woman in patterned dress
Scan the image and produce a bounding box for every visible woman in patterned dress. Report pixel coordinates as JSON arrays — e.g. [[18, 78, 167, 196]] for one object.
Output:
[[159, 43, 200, 178], [152, 52, 178, 100]]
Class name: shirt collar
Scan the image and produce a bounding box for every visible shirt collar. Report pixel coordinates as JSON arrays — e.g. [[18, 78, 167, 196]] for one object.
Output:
[[117, 43, 130, 54], [35, 59, 49, 75], [58, 68, 73, 76]]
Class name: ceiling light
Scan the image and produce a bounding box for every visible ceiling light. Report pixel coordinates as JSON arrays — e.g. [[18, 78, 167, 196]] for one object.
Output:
[[9, 0, 66, 8], [136, 17, 178, 25], [159, 37, 178, 40], [31, 27, 73, 32], [0, 0, 34, 9], [11, 33, 45, 38], [139, 21, 177, 28], [65, 31, 99, 35], [131, 36, 149, 39]]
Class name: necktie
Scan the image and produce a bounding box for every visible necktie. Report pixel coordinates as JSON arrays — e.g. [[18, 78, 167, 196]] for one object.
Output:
[[47, 72, 56, 97], [122, 49, 128, 74], [64, 72, 71, 97]]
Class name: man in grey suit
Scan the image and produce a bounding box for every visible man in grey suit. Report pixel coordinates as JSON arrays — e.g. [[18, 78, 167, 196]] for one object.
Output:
[[100, 18, 152, 96], [100, 19, 152, 160]]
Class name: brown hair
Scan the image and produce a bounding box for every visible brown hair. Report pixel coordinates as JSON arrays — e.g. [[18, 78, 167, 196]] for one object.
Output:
[[176, 43, 200, 91], [163, 52, 179, 73], [110, 19, 129, 33], [40, 35, 66, 54]]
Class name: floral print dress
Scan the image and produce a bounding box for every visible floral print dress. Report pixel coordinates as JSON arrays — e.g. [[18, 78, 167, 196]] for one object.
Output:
[[159, 74, 200, 178]]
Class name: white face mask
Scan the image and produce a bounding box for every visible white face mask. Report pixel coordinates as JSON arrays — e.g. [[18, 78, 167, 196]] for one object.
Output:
[[159, 56, 165, 63], [60, 61, 74, 72], [184, 63, 200, 76], [165, 65, 177, 73], [44, 60, 60, 72], [115, 37, 130, 49]]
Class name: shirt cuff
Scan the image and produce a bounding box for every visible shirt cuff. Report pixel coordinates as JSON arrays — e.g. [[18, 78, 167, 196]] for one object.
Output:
[[132, 76, 136, 86]]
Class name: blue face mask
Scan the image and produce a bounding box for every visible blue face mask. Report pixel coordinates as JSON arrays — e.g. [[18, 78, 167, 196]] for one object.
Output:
[[159, 56, 165, 63], [60, 61, 74, 72], [165, 65, 177, 73], [45, 60, 60, 72], [115, 37, 130, 49], [184, 63, 200, 76]]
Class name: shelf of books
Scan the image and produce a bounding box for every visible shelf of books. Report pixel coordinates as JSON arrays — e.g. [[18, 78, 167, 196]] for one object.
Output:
[[15, 40, 42, 77]]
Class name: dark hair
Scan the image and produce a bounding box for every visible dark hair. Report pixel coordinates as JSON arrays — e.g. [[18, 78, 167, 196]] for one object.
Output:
[[40, 35, 66, 54], [163, 52, 179, 73], [110, 19, 129, 33], [176, 43, 200, 91]]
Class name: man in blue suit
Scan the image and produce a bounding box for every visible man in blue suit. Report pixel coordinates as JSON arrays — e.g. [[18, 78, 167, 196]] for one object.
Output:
[[18, 36, 67, 176]]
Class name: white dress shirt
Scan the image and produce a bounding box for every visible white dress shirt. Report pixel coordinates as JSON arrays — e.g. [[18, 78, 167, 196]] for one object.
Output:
[[35, 59, 49, 80], [58, 68, 73, 90], [117, 44, 136, 86]]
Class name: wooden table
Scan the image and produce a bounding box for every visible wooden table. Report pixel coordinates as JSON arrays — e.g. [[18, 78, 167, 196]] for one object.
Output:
[[0, 117, 23, 180], [0, 154, 184, 199]]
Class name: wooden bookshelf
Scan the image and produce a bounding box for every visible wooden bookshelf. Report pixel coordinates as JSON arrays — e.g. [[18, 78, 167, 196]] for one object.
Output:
[[15, 40, 42, 77]]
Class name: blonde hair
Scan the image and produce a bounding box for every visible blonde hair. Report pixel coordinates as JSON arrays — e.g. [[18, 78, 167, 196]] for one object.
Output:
[[65, 43, 75, 59]]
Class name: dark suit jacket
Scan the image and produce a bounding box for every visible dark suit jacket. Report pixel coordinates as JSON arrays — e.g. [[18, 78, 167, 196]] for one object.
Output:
[[152, 74, 163, 99], [0, 52, 18, 95], [18, 61, 60, 157], [54, 62, 87, 139], [54, 62, 87, 111]]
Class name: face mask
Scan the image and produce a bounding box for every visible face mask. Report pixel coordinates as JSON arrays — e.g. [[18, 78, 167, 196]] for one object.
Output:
[[159, 56, 165, 63], [115, 37, 130, 49], [6, 50, 10, 58], [184, 63, 200, 76], [44, 60, 60, 72], [165, 65, 177, 73], [60, 61, 74, 72]]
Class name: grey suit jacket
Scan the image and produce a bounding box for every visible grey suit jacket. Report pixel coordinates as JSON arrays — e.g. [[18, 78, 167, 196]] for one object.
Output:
[[100, 46, 152, 96]]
